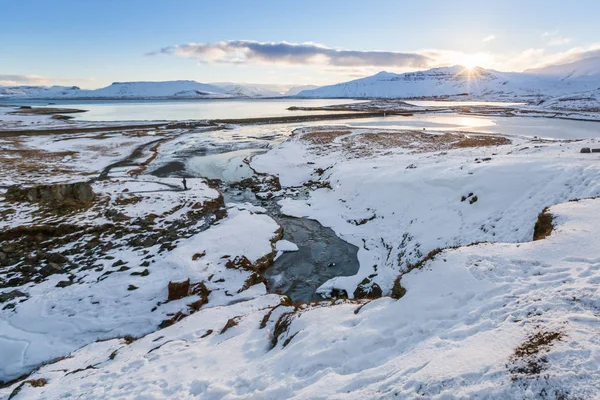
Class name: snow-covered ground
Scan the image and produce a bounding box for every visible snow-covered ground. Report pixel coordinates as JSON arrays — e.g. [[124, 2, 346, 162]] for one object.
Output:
[[2, 114, 600, 398], [3, 163, 600, 399], [0, 130, 283, 383], [252, 126, 600, 296]]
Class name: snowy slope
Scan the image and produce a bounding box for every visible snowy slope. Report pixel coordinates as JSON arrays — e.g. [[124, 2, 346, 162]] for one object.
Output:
[[0, 81, 284, 99], [525, 56, 600, 78], [285, 85, 320, 96], [539, 88, 600, 111], [214, 84, 282, 98], [0, 85, 81, 98], [4, 132, 600, 399], [297, 65, 600, 100], [77, 80, 232, 99]]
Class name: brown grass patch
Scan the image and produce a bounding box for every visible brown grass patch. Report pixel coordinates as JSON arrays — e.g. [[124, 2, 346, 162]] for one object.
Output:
[[533, 208, 553, 241], [298, 128, 511, 157], [300, 130, 352, 146], [509, 331, 563, 378], [347, 131, 510, 156]]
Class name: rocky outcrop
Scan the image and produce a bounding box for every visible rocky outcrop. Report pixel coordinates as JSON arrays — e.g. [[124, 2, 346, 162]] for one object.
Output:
[[353, 278, 383, 299], [5, 182, 95, 204]]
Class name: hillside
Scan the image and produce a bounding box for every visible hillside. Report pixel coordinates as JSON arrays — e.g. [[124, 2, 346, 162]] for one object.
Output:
[[525, 56, 600, 78], [81, 80, 231, 99], [0, 81, 283, 99], [0, 85, 81, 98], [297, 65, 600, 100]]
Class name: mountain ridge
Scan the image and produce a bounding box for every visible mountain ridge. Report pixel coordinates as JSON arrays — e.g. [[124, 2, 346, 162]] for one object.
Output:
[[297, 61, 600, 99]]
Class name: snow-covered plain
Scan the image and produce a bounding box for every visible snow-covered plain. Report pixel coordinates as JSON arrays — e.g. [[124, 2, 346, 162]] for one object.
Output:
[[2, 117, 600, 398]]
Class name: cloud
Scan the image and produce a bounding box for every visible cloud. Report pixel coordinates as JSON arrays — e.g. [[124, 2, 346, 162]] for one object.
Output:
[[542, 31, 571, 46], [482, 35, 496, 42], [0, 74, 52, 86], [0, 74, 96, 87], [497, 43, 600, 72], [149, 40, 433, 68]]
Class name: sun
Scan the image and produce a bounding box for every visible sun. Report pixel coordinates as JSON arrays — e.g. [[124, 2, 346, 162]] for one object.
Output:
[[462, 60, 478, 70], [456, 53, 492, 71]]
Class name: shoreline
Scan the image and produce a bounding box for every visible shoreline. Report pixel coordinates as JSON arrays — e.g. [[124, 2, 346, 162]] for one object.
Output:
[[0, 111, 403, 136]]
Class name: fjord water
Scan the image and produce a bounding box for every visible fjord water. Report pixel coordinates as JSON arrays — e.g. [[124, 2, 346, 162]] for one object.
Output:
[[0, 98, 364, 121], [405, 100, 526, 107]]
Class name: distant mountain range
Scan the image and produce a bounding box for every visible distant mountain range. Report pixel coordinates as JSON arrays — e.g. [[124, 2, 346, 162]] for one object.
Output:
[[2, 57, 600, 101], [297, 58, 600, 100], [0, 81, 303, 100]]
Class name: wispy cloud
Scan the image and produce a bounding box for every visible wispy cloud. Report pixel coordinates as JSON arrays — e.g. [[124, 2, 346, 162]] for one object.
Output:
[[542, 31, 571, 46], [148, 40, 433, 68], [0, 74, 52, 86], [482, 35, 496, 42], [0, 74, 95, 87]]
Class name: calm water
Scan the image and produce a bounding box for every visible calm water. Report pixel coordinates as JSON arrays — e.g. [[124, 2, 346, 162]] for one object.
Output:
[[342, 114, 600, 140], [406, 100, 526, 107], [0, 98, 365, 121]]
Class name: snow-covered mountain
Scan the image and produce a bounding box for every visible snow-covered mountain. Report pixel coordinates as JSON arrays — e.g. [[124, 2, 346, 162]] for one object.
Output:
[[0, 81, 286, 99], [525, 56, 600, 79], [80, 80, 232, 99], [297, 65, 600, 100], [215, 84, 282, 98], [0, 85, 81, 98], [539, 87, 600, 111], [284, 85, 320, 96]]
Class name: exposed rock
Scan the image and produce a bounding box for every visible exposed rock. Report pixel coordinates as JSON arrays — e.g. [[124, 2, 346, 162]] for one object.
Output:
[[39, 263, 65, 277], [5, 182, 95, 204], [353, 278, 383, 299], [51, 114, 75, 120], [330, 288, 349, 299], [0, 290, 27, 303], [45, 252, 68, 265]]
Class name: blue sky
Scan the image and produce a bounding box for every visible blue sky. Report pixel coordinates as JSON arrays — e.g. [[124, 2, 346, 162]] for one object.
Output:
[[2, 0, 599, 88]]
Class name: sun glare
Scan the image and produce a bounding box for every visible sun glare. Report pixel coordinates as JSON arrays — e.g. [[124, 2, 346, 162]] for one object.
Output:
[[456, 53, 492, 71]]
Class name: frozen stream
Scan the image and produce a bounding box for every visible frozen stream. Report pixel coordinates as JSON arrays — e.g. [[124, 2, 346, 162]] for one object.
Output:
[[147, 112, 600, 301], [149, 125, 360, 302]]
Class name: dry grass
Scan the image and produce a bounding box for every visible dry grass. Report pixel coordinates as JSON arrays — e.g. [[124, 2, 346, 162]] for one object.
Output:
[[533, 208, 554, 241], [0, 149, 77, 177], [298, 128, 511, 157], [347, 131, 510, 155], [300, 130, 352, 145]]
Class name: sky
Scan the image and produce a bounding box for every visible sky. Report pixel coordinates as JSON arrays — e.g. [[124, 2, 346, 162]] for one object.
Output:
[[1, 0, 600, 89]]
